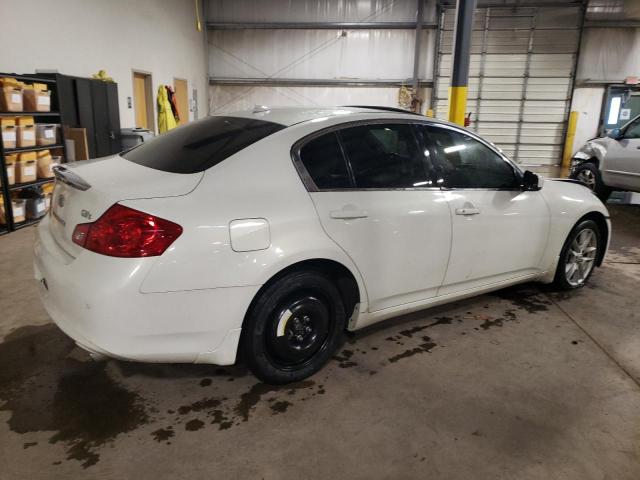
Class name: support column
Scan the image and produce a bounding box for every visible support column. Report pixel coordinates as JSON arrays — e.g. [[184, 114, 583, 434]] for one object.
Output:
[[448, 0, 477, 126]]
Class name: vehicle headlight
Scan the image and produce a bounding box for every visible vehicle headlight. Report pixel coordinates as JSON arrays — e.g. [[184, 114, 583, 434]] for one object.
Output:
[[571, 143, 594, 166]]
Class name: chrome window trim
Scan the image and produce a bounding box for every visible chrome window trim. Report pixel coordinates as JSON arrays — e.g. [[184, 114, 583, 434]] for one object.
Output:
[[290, 117, 524, 193]]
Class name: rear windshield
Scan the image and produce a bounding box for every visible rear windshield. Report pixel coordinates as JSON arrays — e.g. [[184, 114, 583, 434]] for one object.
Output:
[[122, 116, 286, 173]]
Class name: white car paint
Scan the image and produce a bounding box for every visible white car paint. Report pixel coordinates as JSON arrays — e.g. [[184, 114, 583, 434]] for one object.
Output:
[[34, 107, 610, 366]]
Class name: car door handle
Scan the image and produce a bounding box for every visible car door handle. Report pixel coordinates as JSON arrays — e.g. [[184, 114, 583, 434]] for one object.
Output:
[[330, 209, 368, 219], [455, 207, 480, 216]]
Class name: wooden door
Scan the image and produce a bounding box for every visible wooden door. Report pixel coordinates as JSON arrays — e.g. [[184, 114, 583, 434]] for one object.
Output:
[[174, 78, 189, 125], [133, 72, 150, 129]]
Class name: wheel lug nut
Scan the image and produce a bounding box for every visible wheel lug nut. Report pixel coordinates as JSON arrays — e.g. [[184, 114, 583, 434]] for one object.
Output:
[[305, 326, 312, 333], [296, 335, 304, 342]]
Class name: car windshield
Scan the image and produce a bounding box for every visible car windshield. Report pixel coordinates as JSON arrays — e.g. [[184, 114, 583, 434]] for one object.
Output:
[[122, 116, 286, 173]]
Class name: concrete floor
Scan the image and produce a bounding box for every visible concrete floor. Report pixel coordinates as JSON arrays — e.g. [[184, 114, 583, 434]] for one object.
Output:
[[1, 205, 640, 480]]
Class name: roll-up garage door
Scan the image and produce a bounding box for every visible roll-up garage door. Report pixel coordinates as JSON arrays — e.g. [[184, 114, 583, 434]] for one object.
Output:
[[433, 6, 582, 166]]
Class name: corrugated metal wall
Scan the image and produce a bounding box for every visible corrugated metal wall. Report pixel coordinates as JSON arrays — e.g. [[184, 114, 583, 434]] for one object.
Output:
[[433, 6, 582, 166], [207, 0, 436, 113]]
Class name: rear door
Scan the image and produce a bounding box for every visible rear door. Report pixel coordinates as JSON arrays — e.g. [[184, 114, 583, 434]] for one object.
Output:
[[296, 121, 452, 312], [602, 116, 640, 190], [418, 124, 550, 295]]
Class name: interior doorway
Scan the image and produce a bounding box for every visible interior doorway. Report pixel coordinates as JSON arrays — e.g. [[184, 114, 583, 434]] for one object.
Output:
[[132, 71, 154, 131], [174, 78, 189, 125]]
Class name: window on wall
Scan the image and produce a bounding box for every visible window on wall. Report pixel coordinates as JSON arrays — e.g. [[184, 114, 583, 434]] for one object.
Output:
[[299, 132, 352, 189], [338, 123, 430, 189], [420, 126, 520, 189]]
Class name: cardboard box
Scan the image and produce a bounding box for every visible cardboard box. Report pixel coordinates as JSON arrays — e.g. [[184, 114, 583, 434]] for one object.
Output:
[[15, 116, 34, 127], [1, 118, 16, 149], [1, 197, 26, 224], [23, 88, 51, 112], [63, 126, 89, 161], [5, 154, 17, 186], [16, 124, 36, 148], [36, 150, 57, 178], [12, 199, 26, 223], [36, 124, 57, 146], [0, 86, 23, 112], [15, 152, 37, 184], [0, 195, 5, 225]]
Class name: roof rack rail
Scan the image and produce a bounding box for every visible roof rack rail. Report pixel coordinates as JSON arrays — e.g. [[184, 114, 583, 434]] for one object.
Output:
[[343, 105, 422, 115]]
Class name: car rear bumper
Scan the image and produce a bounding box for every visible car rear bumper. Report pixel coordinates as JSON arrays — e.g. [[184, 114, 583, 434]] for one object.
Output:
[[34, 215, 259, 365]]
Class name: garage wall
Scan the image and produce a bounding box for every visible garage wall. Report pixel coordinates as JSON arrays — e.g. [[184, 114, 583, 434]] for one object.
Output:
[[207, 0, 436, 114], [0, 0, 208, 130]]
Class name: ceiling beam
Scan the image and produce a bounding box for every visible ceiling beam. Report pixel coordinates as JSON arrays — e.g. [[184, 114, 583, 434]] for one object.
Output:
[[209, 77, 434, 87], [207, 21, 438, 30]]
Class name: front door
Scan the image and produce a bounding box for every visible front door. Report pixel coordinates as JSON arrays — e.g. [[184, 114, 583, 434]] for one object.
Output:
[[296, 122, 452, 312], [418, 124, 550, 295], [602, 116, 640, 191]]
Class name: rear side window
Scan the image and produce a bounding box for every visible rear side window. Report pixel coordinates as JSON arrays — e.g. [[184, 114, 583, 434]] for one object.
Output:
[[299, 132, 352, 189], [122, 116, 285, 173], [339, 123, 428, 188]]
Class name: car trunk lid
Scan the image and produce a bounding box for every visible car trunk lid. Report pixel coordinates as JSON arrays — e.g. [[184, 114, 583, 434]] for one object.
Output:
[[49, 155, 202, 258]]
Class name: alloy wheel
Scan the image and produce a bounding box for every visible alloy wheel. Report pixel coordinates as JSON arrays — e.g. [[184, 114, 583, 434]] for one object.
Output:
[[564, 227, 598, 287]]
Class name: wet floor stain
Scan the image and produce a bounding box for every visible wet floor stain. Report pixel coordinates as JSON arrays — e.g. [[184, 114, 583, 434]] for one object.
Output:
[[333, 349, 357, 368], [270, 400, 293, 414], [493, 285, 551, 314], [388, 336, 437, 364], [185, 419, 205, 431], [0, 282, 560, 469], [151, 427, 174, 443], [0, 324, 150, 469]]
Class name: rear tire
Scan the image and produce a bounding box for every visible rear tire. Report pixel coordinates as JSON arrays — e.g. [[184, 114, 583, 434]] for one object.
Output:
[[570, 162, 611, 201], [552, 219, 601, 290], [241, 270, 346, 384]]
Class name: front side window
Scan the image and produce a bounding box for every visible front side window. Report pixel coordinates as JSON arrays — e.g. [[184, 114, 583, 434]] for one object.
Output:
[[421, 126, 520, 189], [298, 132, 351, 189], [338, 123, 430, 188]]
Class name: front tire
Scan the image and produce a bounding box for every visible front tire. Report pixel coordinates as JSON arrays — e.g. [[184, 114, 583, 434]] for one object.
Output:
[[553, 219, 601, 290], [571, 162, 611, 201], [241, 270, 346, 384]]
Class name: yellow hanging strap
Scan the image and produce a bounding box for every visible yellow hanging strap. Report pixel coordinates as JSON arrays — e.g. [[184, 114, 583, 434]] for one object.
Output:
[[195, 0, 202, 32]]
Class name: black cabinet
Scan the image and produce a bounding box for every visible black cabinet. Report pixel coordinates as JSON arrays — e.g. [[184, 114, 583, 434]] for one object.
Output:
[[56, 74, 121, 158]]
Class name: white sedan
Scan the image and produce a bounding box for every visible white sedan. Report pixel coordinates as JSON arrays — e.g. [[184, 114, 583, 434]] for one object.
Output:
[[34, 106, 610, 384]]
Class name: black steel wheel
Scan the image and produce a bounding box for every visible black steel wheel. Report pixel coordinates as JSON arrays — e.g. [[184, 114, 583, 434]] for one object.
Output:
[[241, 270, 346, 384]]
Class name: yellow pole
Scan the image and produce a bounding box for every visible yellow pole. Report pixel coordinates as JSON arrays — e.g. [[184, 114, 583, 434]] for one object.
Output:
[[562, 111, 579, 173], [448, 86, 468, 126]]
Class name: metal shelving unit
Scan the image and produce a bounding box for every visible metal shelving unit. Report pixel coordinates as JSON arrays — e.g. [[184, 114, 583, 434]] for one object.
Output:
[[0, 73, 66, 233]]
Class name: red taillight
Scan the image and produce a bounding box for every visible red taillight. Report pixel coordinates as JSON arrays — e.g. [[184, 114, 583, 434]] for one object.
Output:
[[72, 204, 183, 258]]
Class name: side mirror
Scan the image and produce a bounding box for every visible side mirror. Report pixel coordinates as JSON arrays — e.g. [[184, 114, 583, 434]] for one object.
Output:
[[607, 128, 623, 140], [522, 170, 542, 191]]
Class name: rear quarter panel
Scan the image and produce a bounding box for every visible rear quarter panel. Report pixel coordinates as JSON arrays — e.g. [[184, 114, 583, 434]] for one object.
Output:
[[135, 125, 369, 310]]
